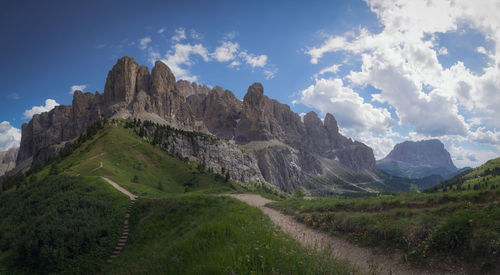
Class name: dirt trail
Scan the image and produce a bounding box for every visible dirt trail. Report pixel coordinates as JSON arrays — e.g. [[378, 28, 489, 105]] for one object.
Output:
[[91, 161, 103, 172], [102, 177, 137, 200], [227, 194, 465, 275], [101, 176, 137, 264]]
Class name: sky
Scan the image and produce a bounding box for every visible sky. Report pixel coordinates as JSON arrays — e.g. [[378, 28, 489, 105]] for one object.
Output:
[[1, 0, 499, 168]]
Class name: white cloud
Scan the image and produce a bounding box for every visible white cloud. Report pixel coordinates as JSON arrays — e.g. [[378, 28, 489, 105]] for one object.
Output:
[[69, 85, 87, 95], [172, 28, 186, 42], [142, 29, 274, 80], [212, 41, 239, 62], [239, 51, 267, 68], [0, 121, 21, 151], [158, 28, 166, 34], [304, 0, 500, 142], [7, 93, 20, 100], [438, 47, 448, 55], [138, 36, 152, 50], [476, 46, 487, 55], [224, 31, 238, 40], [159, 43, 210, 81], [448, 143, 499, 168], [468, 127, 500, 145], [229, 60, 241, 68], [22, 99, 59, 119], [318, 64, 342, 75], [299, 78, 395, 135], [306, 36, 347, 64]]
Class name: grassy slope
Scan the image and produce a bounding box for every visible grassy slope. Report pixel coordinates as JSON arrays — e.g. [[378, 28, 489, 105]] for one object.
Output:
[[0, 175, 129, 274], [269, 189, 500, 271], [1, 120, 354, 274], [432, 157, 500, 191], [102, 195, 352, 274]]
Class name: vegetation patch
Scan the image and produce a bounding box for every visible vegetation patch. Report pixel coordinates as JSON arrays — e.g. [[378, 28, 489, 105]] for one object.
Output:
[[102, 195, 354, 274], [0, 175, 128, 274], [269, 190, 500, 271]]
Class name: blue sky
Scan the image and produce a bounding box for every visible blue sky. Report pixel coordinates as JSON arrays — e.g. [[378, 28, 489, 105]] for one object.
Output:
[[1, 0, 499, 168]]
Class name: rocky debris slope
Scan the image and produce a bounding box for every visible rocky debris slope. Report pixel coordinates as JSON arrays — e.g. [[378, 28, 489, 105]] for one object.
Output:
[[377, 139, 458, 179], [0, 147, 18, 176], [16, 56, 386, 193]]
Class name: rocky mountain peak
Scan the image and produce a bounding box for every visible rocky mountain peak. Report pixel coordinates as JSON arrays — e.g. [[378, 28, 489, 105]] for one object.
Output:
[[243, 82, 264, 106], [303, 111, 322, 127], [151, 60, 176, 94], [387, 139, 455, 169], [103, 56, 140, 104], [377, 139, 458, 179], [324, 113, 339, 135]]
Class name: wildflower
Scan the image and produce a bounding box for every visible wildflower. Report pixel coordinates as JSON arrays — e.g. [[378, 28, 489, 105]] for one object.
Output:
[[303, 230, 307, 235]]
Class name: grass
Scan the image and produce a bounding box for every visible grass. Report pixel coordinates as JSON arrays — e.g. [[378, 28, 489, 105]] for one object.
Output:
[[40, 120, 231, 197], [101, 194, 354, 274], [268, 189, 500, 271], [0, 119, 354, 274], [0, 175, 129, 274]]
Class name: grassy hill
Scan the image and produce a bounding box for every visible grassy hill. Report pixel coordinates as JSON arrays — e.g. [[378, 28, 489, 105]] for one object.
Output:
[[0, 120, 354, 274], [427, 157, 500, 192]]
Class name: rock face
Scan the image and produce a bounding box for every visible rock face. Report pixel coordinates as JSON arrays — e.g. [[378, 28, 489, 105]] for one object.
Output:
[[377, 139, 458, 179], [0, 148, 18, 176], [16, 56, 382, 193]]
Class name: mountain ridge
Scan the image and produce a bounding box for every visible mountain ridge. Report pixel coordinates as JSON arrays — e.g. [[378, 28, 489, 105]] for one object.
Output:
[[15, 56, 383, 193]]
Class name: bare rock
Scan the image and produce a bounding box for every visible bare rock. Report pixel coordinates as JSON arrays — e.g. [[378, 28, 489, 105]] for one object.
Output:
[[0, 147, 18, 176]]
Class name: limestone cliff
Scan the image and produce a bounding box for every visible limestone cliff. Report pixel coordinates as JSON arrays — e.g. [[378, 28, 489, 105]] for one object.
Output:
[[16, 56, 382, 194], [0, 148, 18, 176]]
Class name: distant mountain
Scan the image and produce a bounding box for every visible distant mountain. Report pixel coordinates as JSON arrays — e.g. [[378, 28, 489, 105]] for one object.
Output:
[[377, 139, 458, 179], [12, 56, 402, 195]]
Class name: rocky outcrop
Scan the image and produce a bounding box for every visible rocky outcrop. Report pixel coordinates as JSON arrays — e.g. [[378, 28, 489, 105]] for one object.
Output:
[[16, 57, 195, 168], [176, 80, 211, 97], [16, 56, 380, 194], [0, 147, 18, 176], [234, 83, 375, 171], [186, 87, 242, 140], [377, 139, 458, 179]]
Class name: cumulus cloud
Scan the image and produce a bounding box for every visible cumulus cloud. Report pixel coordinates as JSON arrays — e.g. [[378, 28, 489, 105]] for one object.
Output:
[[0, 121, 21, 151], [448, 143, 499, 168], [22, 99, 59, 119], [303, 0, 500, 148], [239, 51, 267, 68], [138, 36, 152, 50], [141, 28, 275, 81], [212, 41, 239, 62], [299, 78, 395, 135], [172, 28, 186, 42], [69, 85, 87, 95], [159, 43, 210, 81], [158, 28, 166, 34]]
